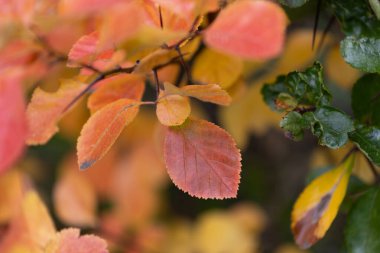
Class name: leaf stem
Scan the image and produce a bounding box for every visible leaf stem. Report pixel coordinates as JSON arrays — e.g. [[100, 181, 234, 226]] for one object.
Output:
[[369, 0, 380, 20]]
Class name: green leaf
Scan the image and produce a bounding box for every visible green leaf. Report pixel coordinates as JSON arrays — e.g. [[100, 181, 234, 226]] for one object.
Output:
[[262, 62, 331, 111], [345, 187, 380, 253], [310, 106, 354, 149], [280, 111, 311, 141], [352, 74, 380, 126], [327, 0, 380, 37], [349, 124, 380, 166], [279, 0, 309, 8], [341, 37, 380, 73]]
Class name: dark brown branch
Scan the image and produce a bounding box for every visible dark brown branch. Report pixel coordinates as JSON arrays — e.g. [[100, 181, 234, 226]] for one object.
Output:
[[153, 68, 161, 98], [175, 46, 192, 84]]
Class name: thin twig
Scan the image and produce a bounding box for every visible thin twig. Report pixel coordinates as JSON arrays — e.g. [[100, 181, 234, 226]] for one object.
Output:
[[153, 68, 161, 98], [312, 0, 323, 50], [175, 46, 192, 84], [316, 15, 335, 55]]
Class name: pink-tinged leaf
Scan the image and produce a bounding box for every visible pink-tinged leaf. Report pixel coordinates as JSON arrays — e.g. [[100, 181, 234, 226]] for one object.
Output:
[[164, 118, 241, 199], [87, 74, 145, 113], [77, 99, 139, 170], [26, 79, 86, 145], [204, 0, 287, 60], [59, 0, 123, 16], [45, 228, 109, 253], [67, 31, 101, 68], [0, 75, 27, 173]]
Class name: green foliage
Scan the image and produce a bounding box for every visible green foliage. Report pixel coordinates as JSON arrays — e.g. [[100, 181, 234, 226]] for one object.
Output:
[[352, 74, 380, 126], [310, 106, 354, 149], [327, 0, 380, 72], [345, 187, 380, 253], [280, 111, 310, 141], [262, 62, 331, 111], [341, 37, 380, 73], [349, 125, 380, 166]]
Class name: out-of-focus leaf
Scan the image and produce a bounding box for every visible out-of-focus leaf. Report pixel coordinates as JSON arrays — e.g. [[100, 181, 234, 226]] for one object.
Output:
[[156, 94, 191, 126], [351, 74, 380, 126], [349, 124, 380, 166], [163, 82, 231, 106], [164, 118, 241, 199], [45, 228, 109, 253], [262, 62, 331, 112], [345, 187, 380, 253], [53, 170, 97, 227], [291, 154, 355, 249], [310, 106, 354, 149], [204, 0, 287, 60], [0, 75, 26, 172], [279, 0, 309, 8], [26, 79, 86, 145], [340, 37, 380, 73], [87, 73, 145, 113], [191, 48, 243, 89], [133, 48, 179, 74], [77, 99, 139, 170]]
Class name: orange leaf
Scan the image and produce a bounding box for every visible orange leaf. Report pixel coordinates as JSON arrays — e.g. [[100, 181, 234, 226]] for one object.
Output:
[[87, 73, 145, 113], [204, 0, 287, 60], [164, 82, 232, 106], [156, 94, 191, 126], [0, 75, 26, 173], [53, 169, 97, 227], [164, 118, 241, 199], [45, 228, 109, 253], [77, 98, 139, 170], [26, 79, 86, 145]]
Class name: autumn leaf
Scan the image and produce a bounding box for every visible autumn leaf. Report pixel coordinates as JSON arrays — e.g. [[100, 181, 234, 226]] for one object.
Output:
[[156, 93, 191, 126], [163, 82, 232, 106], [26, 79, 86, 145], [53, 169, 97, 227], [133, 48, 179, 74], [77, 98, 139, 170], [45, 228, 109, 253], [204, 0, 287, 60], [87, 73, 145, 113], [164, 118, 241, 199], [191, 48, 243, 89], [67, 31, 100, 67], [291, 154, 355, 249], [0, 75, 27, 173]]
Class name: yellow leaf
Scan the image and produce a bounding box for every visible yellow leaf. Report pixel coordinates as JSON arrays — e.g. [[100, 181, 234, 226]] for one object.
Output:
[[291, 154, 355, 249], [191, 48, 243, 89], [133, 48, 179, 75], [156, 94, 191, 126]]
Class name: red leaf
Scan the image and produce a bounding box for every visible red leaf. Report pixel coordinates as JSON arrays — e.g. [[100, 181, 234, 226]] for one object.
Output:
[[164, 118, 241, 199], [204, 0, 287, 60], [87, 74, 145, 113], [0, 75, 27, 173], [77, 99, 139, 170]]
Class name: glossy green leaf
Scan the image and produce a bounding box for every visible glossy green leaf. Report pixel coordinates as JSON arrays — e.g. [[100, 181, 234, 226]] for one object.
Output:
[[310, 106, 354, 149], [262, 62, 331, 111], [345, 187, 380, 253], [280, 111, 311, 141], [352, 74, 380, 126], [279, 0, 309, 8], [349, 124, 380, 166], [341, 37, 380, 73]]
